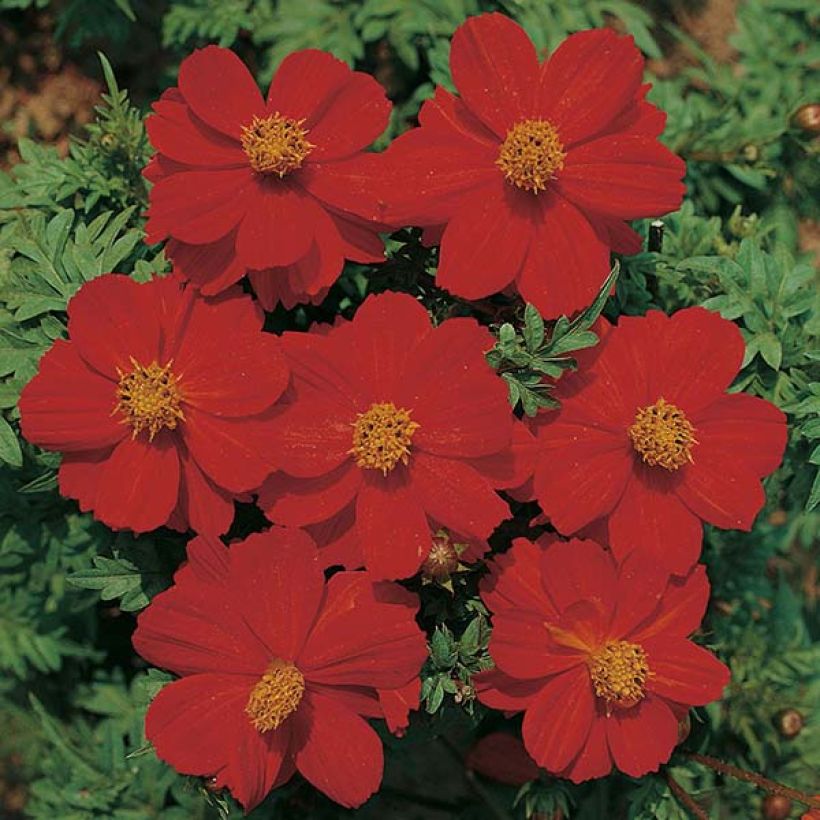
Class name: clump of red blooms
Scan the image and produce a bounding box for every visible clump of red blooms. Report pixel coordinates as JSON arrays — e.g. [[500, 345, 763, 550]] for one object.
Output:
[[18, 274, 287, 535], [12, 10, 794, 814], [532, 307, 787, 574], [144, 46, 390, 309], [477, 538, 730, 781], [133, 528, 427, 811], [375, 13, 685, 317], [257, 290, 532, 580]]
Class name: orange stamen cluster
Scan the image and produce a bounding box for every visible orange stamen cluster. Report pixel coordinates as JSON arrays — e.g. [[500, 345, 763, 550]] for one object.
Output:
[[496, 118, 566, 193], [115, 358, 184, 440], [241, 112, 314, 176], [629, 397, 697, 471], [350, 402, 420, 475], [245, 660, 305, 733], [589, 640, 651, 710]]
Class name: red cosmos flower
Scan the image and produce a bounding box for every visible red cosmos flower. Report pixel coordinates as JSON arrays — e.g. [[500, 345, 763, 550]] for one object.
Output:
[[257, 291, 530, 580], [377, 13, 685, 317], [144, 46, 391, 309], [133, 528, 427, 811], [533, 307, 787, 574], [18, 275, 287, 535], [477, 538, 730, 781]]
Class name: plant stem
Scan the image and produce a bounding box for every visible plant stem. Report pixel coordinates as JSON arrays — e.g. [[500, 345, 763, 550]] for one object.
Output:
[[685, 752, 820, 809], [665, 771, 709, 820]]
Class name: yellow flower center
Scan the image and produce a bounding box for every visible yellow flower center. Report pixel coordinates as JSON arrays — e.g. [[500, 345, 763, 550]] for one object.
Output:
[[628, 397, 697, 471], [245, 660, 305, 733], [115, 358, 184, 440], [496, 118, 566, 194], [240, 112, 314, 176], [350, 402, 420, 475], [589, 640, 650, 710]]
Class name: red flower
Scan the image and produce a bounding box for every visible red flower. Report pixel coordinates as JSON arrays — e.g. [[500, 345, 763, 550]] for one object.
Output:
[[144, 46, 391, 309], [376, 13, 685, 317], [532, 307, 787, 574], [133, 529, 427, 811], [19, 275, 287, 535], [257, 291, 531, 579], [466, 732, 541, 786], [477, 538, 730, 781]]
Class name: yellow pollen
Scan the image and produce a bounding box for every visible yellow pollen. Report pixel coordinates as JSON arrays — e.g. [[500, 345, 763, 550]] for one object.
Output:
[[496, 118, 566, 193], [350, 402, 420, 475], [245, 660, 305, 733], [629, 397, 697, 471], [240, 112, 314, 176], [115, 358, 184, 440], [589, 640, 651, 710]]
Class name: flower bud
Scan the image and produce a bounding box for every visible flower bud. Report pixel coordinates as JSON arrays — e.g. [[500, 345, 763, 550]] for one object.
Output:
[[762, 794, 792, 820], [774, 708, 804, 739], [792, 104, 820, 135]]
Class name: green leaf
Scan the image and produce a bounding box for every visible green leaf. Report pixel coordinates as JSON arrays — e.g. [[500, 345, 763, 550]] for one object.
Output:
[[0, 415, 22, 467]]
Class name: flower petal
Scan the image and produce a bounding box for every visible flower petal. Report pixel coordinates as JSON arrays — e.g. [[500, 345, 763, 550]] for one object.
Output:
[[516, 192, 612, 318], [437, 179, 534, 299], [450, 13, 538, 137], [645, 637, 730, 705], [522, 665, 596, 773], [540, 538, 617, 616], [481, 538, 556, 617], [176, 446, 236, 536], [166, 233, 246, 295], [94, 434, 179, 532], [178, 46, 265, 139], [299, 573, 426, 689], [292, 689, 383, 809], [475, 668, 546, 712], [19, 341, 125, 452], [560, 717, 611, 783], [538, 29, 644, 147], [605, 696, 679, 777]]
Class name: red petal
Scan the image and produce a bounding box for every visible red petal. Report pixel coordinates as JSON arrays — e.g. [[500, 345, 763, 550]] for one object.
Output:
[[644, 637, 730, 705], [560, 717, 611, 783], [378, 679, 420, 735], [176, 446, 235, 536], [586, 213, 643, 256], [166, 233, 246, 295], [540, 538, 617, 616], [147, 91, 246, 167], [419, 85, 499, 147], [470, 420, 537, 489], [630, 564, 711, 642], [346, 291, 432, 396], [264, 399, 354, 479], [649, 307, 745, 414], [607, 551, 668, 639], [400, 318, 513, 458], [94, 434, 179, 532], [356, 470, 430, 580], [466, 732, 541, 785], [59, 450, 107, 513], [332, 212, 386, 263], [145, 168, 253, 245], [145, 673, 252, 776], [538, 29, 644, 147], [558, 135, 685, 219], [491, 609, 584, 679], [182, 406, 278, 493], [608, 468, 703, 575], [377, 128, 497, 226], [534, 422, 632, 534], [474, 668, 545, 712], [235, 181, 317, 269], [410, 452, 510, 541], [266, 49, 350, 118], [19, 341, 124, 452], [178, 46, 265, 139], [173, 291, 288, 417], [300, 573, 425, 688], [437, 179, 534, 299], [481, 538, 556, 617], [66, 275, 165, 380], [450, 13, 538, 137], [605, 696, 679, 777], [516, 192, 612, 318], [522, 666, 596, 773], [230, 528, 325, 661], [292, 689, 383, 809], [259, 463, 362, 527]]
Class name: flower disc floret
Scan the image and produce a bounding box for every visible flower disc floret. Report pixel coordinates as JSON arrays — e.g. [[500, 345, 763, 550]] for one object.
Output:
[[241, 112, 314, 176], [589, 640, 650, 710], [350, 402, 420, 475], [115, 358, 184, 440], [629, 397, 696, 471], [245, 659, 305, 732], [496, 119, 566, 193]]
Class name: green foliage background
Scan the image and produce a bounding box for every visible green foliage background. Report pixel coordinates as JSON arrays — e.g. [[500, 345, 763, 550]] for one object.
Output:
[[0, 0, 817, 818]]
